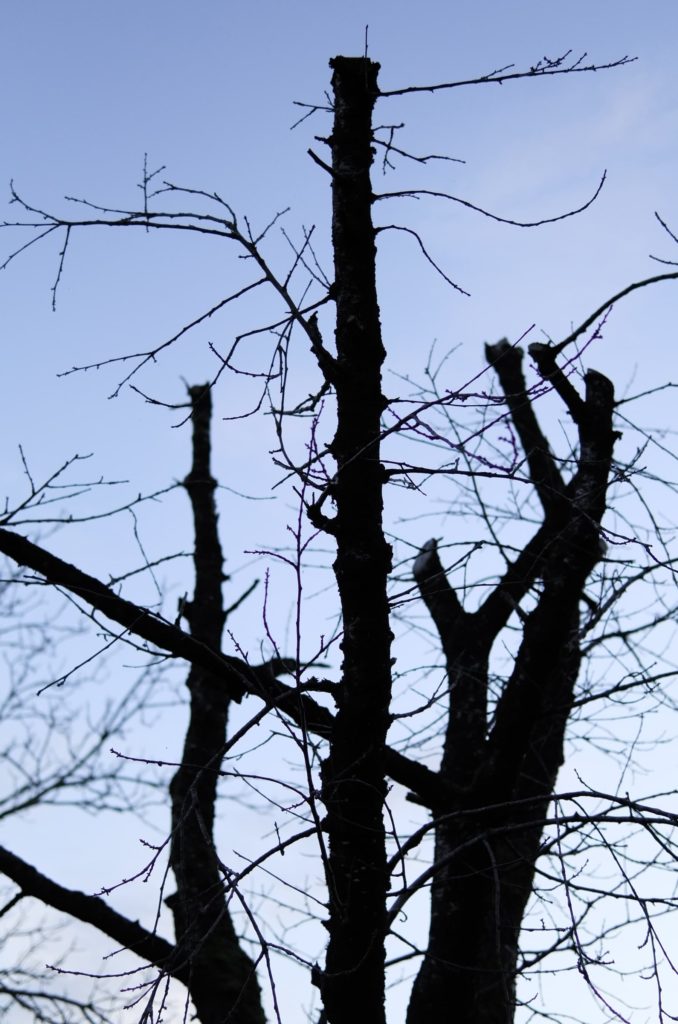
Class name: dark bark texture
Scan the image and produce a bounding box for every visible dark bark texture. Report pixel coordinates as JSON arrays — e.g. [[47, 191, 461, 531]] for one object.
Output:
[[407, 342, 617, 1024], [318, 56, 394, 1024], [167, 385, 265, 1024]]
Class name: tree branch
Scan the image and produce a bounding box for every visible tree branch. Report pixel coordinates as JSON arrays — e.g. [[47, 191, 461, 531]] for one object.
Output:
[[0, 845, 183, 983], [549, 272, 678, 356], [485, 340, 566, 513], [379, 51, 636, 97]]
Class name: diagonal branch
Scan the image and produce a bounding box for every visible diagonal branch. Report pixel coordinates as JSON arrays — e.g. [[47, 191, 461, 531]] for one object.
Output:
[[0, 527, 250, 700], [549, 272, 678, 356], [0, 845, 184, 983], [485, 340, 566, 513], [412, 539, 464, 650], [413, 538, 488, 788], [486, 365, 617, 801], [0, 528, 445, 808]]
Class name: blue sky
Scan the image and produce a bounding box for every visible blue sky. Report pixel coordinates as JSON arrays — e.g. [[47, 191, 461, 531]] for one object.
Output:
[[1, 2, 678, 1021], [1, 2, 676, 533]]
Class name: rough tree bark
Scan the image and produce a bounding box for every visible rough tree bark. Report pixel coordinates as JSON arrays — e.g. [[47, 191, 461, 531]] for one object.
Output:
[[167, 385, 265, 1024], [407, 341, 617, 1024], [314, 56, 394, 1024]]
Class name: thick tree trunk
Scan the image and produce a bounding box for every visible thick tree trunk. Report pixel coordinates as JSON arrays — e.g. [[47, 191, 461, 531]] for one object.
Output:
[[407, 610, 580, 1024], [408, 345, 617, 1024], [319, 57, 393, 1024], [168, 386, 265, 1024]]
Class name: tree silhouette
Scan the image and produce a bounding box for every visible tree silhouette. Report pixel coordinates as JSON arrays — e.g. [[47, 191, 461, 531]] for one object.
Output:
[[1, 52, 677, 1024]]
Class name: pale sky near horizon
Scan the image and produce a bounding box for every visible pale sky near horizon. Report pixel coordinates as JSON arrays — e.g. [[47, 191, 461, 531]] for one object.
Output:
[[1, 2, 678, 1022]]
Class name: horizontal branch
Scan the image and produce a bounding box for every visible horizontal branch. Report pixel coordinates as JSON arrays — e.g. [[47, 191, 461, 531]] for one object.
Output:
[[379, 52, 635, 97], [375, 173, 605, 228]]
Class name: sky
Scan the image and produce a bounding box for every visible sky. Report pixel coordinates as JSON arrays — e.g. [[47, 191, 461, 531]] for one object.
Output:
[[1, 1, 676, 539], [1, 2, 678, 1022]]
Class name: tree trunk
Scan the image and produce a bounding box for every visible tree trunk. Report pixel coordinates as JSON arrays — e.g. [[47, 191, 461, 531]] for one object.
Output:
[[408, 346, 617, 1024], [319, 56, 393, 1024], [168, 385, 265, 1024]]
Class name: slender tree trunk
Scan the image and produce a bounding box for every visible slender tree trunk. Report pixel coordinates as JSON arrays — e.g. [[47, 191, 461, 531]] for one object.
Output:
[[319, 56, 393, 1024], [168, 385, 265, 1024]]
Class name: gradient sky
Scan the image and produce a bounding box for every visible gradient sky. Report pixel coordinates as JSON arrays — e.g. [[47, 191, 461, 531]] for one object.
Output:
[[1, 1, 676, 527], [1, 2, 677, 1022], [2, 2, 676, 479]]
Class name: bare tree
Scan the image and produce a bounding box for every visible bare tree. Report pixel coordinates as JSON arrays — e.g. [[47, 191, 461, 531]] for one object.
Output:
[[0, 52, 677, 1024]]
